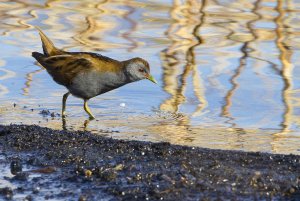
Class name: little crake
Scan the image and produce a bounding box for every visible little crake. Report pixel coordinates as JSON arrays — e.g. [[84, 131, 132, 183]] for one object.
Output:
[[32, 27, 157, 119]]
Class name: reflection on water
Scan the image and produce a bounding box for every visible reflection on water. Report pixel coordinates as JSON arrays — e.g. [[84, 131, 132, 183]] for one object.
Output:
[[1, 0, 300, 154]]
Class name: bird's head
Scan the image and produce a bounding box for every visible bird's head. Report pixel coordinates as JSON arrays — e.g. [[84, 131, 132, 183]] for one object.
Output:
[[123, 57, 157, 84]]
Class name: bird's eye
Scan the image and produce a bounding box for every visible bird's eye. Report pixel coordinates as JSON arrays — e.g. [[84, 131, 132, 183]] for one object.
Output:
[[138, 68, 145, 73]]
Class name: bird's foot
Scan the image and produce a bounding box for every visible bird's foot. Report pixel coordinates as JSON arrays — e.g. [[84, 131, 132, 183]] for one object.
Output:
[[89, 115, 95, 120]]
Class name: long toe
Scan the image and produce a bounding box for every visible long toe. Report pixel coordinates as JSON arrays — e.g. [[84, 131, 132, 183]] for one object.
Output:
[[84, 100, 95, 120]]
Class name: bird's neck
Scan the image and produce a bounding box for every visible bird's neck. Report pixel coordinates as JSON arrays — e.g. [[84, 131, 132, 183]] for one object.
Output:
[[119, 70, 132, 84], [121, 61, 140, 83]]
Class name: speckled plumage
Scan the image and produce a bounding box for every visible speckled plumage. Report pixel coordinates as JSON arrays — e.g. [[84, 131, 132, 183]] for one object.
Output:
[[32, 27, 156, 119]]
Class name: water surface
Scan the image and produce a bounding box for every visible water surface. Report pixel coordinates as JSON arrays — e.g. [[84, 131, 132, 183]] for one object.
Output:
[[1, 0, 300, 154]]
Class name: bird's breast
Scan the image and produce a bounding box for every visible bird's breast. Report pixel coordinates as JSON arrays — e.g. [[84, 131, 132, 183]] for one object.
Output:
[[68, 70, 126, 99]]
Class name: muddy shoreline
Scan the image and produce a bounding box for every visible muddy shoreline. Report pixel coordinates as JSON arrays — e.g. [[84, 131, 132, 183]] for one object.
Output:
[[0, 124, 299, 200]]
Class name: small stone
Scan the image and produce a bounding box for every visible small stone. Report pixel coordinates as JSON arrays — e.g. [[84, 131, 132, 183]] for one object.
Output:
[[78, 195, 87, 201], [39, 110, 50, 116], [32, 186, 40, 194], [24, 195, 33, 201], [113, 164, 124, 171], [98, 169, 117, 181], [289, 187, 295, 194], [85, 170, 92, 177], [10, 160, 22, 175], [13, 172, 29, 181], [0, 187, 13, 199]]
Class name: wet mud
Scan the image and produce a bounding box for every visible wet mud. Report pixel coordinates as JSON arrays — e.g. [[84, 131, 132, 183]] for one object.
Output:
[[0, 124, 299, 200]]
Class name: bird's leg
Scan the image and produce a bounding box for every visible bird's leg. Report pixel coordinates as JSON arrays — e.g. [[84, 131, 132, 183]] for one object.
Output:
[[62, 92, 70, 118], [84, 99, 95, 120]]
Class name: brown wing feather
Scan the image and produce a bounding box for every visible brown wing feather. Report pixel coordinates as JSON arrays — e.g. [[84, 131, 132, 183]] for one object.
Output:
[[36, 53, 123, 87], [38, 54, 93, 86], [68, 52, 123, 73]]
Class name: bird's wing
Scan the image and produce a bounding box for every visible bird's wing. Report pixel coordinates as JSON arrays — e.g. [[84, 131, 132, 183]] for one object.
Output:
[[39, 54, 93, 86], [71, 52, 123, 73]]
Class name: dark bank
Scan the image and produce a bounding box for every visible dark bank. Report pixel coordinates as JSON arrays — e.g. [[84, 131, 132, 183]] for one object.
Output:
[[0, 124, 299, 200]]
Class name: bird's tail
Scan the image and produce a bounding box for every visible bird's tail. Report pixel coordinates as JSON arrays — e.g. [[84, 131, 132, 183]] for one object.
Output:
[[32, 52, 45, 61], [35, 26, 62, 56]]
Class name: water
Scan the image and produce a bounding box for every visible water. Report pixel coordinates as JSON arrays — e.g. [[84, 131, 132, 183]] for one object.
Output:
[[1, 0, 300, 155]]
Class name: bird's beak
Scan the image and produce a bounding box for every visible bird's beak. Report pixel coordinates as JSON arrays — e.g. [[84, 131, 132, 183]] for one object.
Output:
[[147, 74, 157, 84]]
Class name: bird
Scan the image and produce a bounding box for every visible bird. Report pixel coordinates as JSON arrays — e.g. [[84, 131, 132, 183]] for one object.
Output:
[[32, 27, 157, 119]]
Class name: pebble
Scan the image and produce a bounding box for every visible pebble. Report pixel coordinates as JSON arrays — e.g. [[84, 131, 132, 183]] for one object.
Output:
[[10, 160, 22, 175], [84, 170, 92, 177], [24, 195, 33, 201], [78, 195, 87, 201], [32, 186, 40, 194], [13, 172, 29, 181], [0, 187, 13, 199]]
